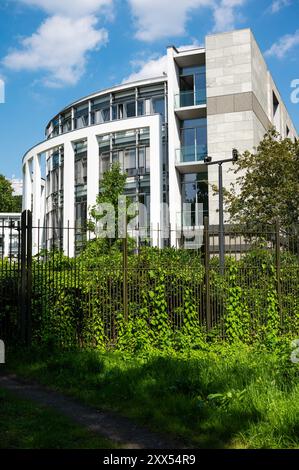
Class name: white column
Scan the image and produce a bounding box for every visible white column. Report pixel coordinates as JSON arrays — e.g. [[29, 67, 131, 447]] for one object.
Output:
[[63, 140, 75, 257], [167, 47, 181, 246], [23, 160, 32, 211], [87, 134, 99, 240], [32, 154, 42, 254], [150, 115, 162, 247]]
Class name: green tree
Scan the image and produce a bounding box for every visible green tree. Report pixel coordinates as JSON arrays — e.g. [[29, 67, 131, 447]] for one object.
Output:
[[88, 163, 128, 252], [225, 129, 299, 229], [0, 174, 22, 212]]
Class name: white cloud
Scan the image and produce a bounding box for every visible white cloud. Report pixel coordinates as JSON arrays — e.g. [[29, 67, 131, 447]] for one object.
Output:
[[123, 55, 168, 83], [128, 0, 214, 42], [269, 0, 291, 13], [15, 0, 113, 17], [265, 30, 299, 59], [3, 15, 108, 86], [122, 43, 201, 83], [212, 0, 246, 32], [128, 0, 247, 41]]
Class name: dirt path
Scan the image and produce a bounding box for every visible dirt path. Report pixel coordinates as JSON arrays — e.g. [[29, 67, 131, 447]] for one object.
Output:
[[0, 374, 184, 449]]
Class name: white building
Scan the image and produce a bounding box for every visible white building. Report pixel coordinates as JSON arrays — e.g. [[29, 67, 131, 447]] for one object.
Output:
[[0, 213, 20, 258], [22, 29, 298, 256]]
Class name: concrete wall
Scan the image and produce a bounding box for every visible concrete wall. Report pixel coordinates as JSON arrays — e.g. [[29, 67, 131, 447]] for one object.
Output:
[[206, 28, 298, 225]]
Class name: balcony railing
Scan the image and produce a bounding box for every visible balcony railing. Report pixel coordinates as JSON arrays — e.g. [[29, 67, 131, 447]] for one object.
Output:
[[176, 145, 207, 163], [176, 209, 208, 228], [174, 89, 206, 109]]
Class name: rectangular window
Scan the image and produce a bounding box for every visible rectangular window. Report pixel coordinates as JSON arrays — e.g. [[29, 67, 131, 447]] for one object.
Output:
[[126, 101, 136, 118]]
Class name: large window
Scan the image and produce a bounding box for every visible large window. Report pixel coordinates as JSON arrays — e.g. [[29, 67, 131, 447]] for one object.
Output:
[[177, 65, 206, 107], [179, 118, 207, 162], [181, 172, 208, 226]]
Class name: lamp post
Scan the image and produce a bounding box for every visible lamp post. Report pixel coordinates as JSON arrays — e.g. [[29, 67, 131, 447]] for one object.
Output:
[[204, 149, 238, 274]]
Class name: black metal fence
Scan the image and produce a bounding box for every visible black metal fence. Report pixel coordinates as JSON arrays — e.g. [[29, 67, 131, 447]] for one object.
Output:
[[1, 210, 299, 348]]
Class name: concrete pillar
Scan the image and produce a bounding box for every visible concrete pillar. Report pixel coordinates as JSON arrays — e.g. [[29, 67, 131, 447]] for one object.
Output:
[[150, 115, 163, 247], [32, 154, 42, 254], [63, 140, 75, 257], [87, 134, 100, 236], [167, 47, 181, 247], [23, 160, 32, 211]]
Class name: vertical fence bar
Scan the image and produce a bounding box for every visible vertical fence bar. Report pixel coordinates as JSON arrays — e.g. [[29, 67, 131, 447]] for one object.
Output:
[[20, 211, 27, 344], [204, 216, 211, 330], [275, 219, 282, 327], [123, 223, 128, 323], [26, 210, 32, 346]]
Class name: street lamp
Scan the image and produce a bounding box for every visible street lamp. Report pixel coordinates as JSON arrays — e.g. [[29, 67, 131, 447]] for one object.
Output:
[[204, 149, 238, 273]]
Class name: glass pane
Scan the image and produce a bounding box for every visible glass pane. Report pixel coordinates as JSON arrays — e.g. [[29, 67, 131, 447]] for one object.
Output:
[[126, 102, 136, 118], [152, 97, 165, 121]]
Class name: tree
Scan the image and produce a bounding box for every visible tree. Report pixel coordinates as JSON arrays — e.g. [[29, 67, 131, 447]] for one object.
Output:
[[224, 129, 299, 230], [0, 174, 22, 213], [88, 163, 128, 252]]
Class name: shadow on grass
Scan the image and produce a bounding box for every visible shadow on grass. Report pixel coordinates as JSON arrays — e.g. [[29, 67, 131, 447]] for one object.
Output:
[[4, 347, 275, 448]]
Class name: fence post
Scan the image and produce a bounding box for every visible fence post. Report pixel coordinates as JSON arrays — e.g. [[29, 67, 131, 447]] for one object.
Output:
[[204, 216, 211, 331], [123, 222, 128, 322], [26, 210, 32, 346], [20, 211, 27, 344], [275, 219, 282, 327], [19, 210, 33, 346]]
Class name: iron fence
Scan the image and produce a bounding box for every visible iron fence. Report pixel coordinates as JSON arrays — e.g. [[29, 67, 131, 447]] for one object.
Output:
[[1, 210, 299, 347]]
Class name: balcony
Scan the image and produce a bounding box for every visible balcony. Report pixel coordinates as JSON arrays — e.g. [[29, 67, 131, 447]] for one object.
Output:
[[174, 89, 206, 109], [176, 145, 207, 163]]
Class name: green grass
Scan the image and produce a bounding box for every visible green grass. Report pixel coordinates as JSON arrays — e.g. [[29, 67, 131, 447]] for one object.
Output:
[[5, 340, 299, 449], [0, 387, 117, 449]]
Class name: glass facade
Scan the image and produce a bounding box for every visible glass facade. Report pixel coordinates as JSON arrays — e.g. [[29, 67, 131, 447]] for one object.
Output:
[[177, 118, 208, 162], [180, 172, 208, 226], [46, 146, 64, 249], [98, 127, 151, 229], [175, 65, 206, 108], [74, 140, 88, 251], [46, 83, 166, 139]]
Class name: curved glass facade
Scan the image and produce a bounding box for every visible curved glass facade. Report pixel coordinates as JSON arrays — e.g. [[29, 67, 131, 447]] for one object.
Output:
[[45, 82, 167, 139]]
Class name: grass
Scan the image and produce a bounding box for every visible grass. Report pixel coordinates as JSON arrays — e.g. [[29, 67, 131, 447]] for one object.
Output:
[[0, 387, 117, 449], [5, 340, 299, 449]]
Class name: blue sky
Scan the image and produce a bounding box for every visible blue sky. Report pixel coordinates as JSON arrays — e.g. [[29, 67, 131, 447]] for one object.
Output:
[[0, 0, 298, 179]]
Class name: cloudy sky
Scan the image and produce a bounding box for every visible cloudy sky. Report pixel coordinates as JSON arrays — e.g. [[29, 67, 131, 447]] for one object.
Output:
[[0, 0, 298, 177]]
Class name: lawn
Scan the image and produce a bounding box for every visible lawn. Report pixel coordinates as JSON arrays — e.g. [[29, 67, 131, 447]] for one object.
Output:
[[5, 340, 299, 449], [0, 387, 117, 449]]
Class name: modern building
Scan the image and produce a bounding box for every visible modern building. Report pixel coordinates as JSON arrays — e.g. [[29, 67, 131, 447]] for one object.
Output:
[[22, 29, 298, 256], [0, 213, 21, 258]]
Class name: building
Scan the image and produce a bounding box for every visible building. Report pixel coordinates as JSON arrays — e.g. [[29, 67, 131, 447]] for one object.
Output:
[[0, 213, 21, 258], [22, 29, 298, 256], [10, 178, 23, 197]]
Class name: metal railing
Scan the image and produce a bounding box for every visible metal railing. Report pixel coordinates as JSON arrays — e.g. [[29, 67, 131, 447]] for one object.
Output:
[[176, 144, 207, 163], [1, 211, 299, 348], [174, 89, 206, 108]]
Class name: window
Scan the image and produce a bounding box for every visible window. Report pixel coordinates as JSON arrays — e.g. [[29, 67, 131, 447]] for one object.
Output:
[[181, 172, 208, 226], [126, 102, 136, 118], [92, 98, 110, 124], [180, 118, 207, 161], [179, 65, 206, 106], [100, 152, 110, 177], [124, 148, 136, 175], [152, 97, 165, 121], [75, 106, 89, 129], [273, 92, 279, 116]]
